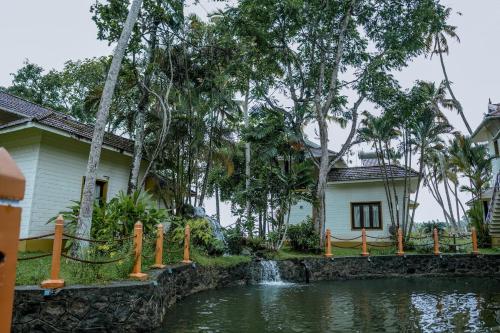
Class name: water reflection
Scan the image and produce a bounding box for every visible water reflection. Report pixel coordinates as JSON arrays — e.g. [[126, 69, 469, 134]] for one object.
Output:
[[161, 277, 500, 333]]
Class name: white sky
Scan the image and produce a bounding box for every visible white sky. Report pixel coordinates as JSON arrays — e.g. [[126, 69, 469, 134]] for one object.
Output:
[[1, 0, 499, 225]]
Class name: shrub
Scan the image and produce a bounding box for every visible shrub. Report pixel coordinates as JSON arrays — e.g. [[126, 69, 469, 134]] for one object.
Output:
[[50, 190, 168, 242], [224, 227, 244, 255], [170, 218, 222, 255], [245, 237, 266, 252], [468, 201, 491, 247], [287, 218, 319, 252]]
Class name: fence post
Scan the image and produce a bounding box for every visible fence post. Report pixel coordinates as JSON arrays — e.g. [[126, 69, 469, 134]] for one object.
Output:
[[361, 228, 369, 257], [471, 227, 479, 255], [397, 228, 404, 256], [182, 224, 192, 264], [325, 229, 333, 257], [41, 215, 65, 289], [0, 148, 25, 333], [433, 227, 440, 256], [129, 221, 148, 280], [151, 224, 166, 269]]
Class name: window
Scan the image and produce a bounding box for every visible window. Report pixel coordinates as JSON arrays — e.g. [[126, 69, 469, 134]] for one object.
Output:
[[351, 202, 382, 229], [81, 177, 108, 206], [494, 140, 499, 157]]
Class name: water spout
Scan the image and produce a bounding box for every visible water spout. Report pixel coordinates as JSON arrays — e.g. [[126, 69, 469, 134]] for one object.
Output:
[[260, 260, 289, 285]]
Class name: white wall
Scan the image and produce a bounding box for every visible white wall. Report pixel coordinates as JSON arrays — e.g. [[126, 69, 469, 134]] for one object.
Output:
[[488, 140, 500, 185], [325, 181, 407, 239], [0, 128, 41, 238], [28, 131, 137, 236], [288, 180, 410, 239], [288, 199, 313, 225]]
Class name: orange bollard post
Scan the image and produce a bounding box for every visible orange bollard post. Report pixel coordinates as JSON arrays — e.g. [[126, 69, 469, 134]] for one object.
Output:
[[325, 229, 333, 257], [41, 215, 65, 289], [129, 221, 148, 280], [433, 227, 441, 256], [471, 227, 479, 255], [182, 224, 192, 264], [0, 148, 25, 333], [361, 228, 369, 257], [151, 224, 166, 269], [397, 228, 404, 256]]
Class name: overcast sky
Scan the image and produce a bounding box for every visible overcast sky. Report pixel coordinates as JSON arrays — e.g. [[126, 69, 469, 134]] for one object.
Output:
[[1, 0, 499, 225]]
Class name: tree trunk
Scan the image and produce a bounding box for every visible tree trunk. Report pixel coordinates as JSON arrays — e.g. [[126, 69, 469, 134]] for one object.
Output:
[[75, 0, 143, 255], [215, 185, 220, 223], [408, 145, 425, 239], [438, 154, 458, 230], [315, 114, 329, 244], [438, 44, 472, 135], [243, 86, 251, 226], [127, 13, 159, 195]]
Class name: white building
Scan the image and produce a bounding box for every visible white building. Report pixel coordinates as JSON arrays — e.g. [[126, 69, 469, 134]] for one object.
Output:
[[288, 149, 419, 242], [0, 91, 146, 251], [471, 100, 500, 246]]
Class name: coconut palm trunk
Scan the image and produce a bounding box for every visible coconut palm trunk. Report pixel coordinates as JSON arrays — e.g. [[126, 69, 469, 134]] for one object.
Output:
[[74, 0, 143, 255]]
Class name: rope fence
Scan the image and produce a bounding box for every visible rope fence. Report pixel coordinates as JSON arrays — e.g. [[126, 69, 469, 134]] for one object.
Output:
[[17, 214, 194, 288], [18, 215, 483, 288], [323, 227, 481, 258]]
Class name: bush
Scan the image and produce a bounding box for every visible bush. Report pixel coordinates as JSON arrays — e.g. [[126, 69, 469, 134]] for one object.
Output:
[[245, 237, 266, 252], [170, 218, 222, 255], [50, 190, 168, 244], [287, 218, 320, 252], [224, 227, 244, 255]]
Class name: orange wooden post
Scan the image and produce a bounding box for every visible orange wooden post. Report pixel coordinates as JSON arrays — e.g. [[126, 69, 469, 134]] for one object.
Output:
[[325, 229, 333, 257], [433, 227, 440, 256], [182, 224, 192, 264], [41, 215, 65, 289], [397, 228, 404, 256], [471, 227, 479, 255], [0, 148, 25, 333], [129, 221, 148, 280], [361, 228, 369, 257], [151, 224, 166, 269]]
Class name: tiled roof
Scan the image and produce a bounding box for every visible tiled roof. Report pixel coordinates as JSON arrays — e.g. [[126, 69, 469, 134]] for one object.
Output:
[[328, 165, 419, 182], [0, 91, 134, 153]]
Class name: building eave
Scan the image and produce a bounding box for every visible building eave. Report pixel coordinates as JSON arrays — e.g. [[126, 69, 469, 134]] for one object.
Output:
[[0, 121, 134, 157]]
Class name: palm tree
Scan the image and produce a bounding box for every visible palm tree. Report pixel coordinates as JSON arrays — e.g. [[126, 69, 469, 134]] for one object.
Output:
[[425, 7, 472, 134], [358, 111, 400, 228], [409, 102, 453, 237], [75, 0, 144, 255]]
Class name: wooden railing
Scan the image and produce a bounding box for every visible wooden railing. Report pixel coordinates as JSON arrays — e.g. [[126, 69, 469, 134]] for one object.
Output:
[[486, 172, 500, 224]]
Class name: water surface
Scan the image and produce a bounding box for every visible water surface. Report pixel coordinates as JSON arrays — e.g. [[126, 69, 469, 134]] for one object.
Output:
[[161, 277, 500, 332]]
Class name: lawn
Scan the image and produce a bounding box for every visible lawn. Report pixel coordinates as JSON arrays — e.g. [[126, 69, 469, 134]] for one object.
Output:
[[16, 243, 497, 286]]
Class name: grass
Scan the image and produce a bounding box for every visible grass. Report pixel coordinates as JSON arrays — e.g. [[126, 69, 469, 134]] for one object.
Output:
[[16, 237, 499, 286], [16, 239, 251, 286]]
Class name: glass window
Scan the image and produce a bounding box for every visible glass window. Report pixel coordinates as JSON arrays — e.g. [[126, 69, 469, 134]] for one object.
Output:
[[354, 206, 361, 228], [351, 202, 382, 229]]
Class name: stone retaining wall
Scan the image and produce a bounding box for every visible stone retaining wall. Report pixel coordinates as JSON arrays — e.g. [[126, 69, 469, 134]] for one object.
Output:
[[12, 254, 500, 332]]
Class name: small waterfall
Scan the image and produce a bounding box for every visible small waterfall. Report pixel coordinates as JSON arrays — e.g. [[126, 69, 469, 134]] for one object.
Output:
[[260, 260, 283, 284]]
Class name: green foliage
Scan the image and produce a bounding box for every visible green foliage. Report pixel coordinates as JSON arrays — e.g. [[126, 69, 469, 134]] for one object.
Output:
[[245, 237, 266, 252], [468, 202, 491, 247], [51, 190, 167, 242], [287, 218, 320, 252], [418, 221, 447, 235], [223, 227, 244, 255], [170, 218, 223, 255]]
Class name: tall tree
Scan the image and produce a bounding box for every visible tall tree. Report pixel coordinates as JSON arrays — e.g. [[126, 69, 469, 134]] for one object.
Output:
[[425, 7, 471, 134], [91, 0, 184, 193], [227, 0, 448, 241], [75, 0, 144, 254]]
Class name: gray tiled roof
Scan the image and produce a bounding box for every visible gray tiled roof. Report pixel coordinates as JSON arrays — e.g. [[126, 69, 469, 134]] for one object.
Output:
[[328, 165, 419, 182], [0, 91, 134, 153]]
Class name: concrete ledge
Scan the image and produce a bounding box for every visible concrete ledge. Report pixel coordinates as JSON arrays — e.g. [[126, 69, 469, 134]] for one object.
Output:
[[12, 254, 500, 332]]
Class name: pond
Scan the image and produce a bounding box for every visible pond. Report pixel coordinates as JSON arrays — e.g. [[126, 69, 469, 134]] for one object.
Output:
[[161, 277, 500, 333]]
